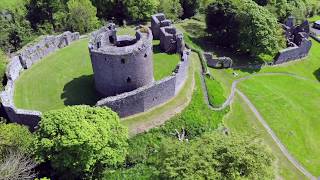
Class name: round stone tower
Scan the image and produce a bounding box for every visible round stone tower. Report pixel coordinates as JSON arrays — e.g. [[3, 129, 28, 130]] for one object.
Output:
[[89, 24, 154, 97]]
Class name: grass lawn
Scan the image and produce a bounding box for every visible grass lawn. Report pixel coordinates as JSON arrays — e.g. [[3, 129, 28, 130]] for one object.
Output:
[[14, 34, 179, 112], [238, 75, 320, 176], [224, 95, 307, 179], [308, 15, 320, 23], [0, 0, 25, 9]]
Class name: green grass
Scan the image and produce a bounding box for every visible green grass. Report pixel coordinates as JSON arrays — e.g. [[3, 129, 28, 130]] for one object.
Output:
[[204, 76, 226, 107], [224, 95, 307, 179], [238, 75, 320, 176], [0, 0, 25, 10], [308, 15, 320, 23], [14, 35, 179, 112]]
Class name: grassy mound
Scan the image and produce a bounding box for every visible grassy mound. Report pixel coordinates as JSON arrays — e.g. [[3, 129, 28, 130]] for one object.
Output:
[[239, 75, 320, 176], [14, 38, 179, 112]]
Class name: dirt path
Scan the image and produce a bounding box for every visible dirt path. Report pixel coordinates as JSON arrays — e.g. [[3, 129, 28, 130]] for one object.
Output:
[[200, 71, 317, 179]]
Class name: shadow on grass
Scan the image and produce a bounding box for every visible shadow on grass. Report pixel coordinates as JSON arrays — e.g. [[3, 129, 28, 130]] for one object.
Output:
[[313, 68, 320, 81], [61, 75, 100, 106]]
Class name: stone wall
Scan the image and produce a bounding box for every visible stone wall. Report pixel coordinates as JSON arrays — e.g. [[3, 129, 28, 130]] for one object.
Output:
[[97, 49, 190, 117], [274, 38, 312, 64], [204, 53, 233, 68], [1, 31, 80, 129], [274, 17, 312, 64], [151, 13, 172, 40], [159, 26, 185, 54], [89, 25, 154, 97]]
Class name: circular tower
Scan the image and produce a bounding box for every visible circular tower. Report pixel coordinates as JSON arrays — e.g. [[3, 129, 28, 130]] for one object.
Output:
[[89, 24, 154, 97]]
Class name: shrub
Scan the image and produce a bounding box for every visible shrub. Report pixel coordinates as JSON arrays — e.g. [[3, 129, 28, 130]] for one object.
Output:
[[124, 0, 160, 21], [34, 106, 128, 178], [0, 123, 34, 160]]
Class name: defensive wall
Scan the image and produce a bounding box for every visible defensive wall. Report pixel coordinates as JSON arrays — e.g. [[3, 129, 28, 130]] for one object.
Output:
[[96, 49, 190, 117], [0, 31, 80, 129]]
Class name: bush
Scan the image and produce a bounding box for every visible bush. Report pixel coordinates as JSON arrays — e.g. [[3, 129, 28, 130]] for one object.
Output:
[[0, 123, 34, 160], [159, 0, 183, 21], [0, 51, 8, 90], [155, 132, 275, 179], [34, 106, 128, 178], [180, 0, 201, 19]]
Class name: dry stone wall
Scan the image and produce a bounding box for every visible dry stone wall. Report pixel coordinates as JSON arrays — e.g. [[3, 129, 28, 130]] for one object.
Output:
[[97, 49, 190, 117], [1, 31, 80, 129]]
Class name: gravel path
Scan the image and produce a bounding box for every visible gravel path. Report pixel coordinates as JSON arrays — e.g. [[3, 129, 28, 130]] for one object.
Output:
[[200, 71, 317, 179]]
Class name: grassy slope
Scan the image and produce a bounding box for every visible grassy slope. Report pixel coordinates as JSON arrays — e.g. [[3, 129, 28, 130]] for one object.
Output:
[[238, 75, 320, 176], [176, 18, 309, 178], [14, 37, 179, 112]]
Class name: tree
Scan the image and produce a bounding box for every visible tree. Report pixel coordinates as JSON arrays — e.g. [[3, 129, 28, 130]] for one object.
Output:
[[159, 0, 183, 21], [34, 106, 128, 178], [205, 0, 240, 47], [180, 0, 200, 19], [237, 0, 285, 61], [91, 0, 127, 24], [67, 0, 100, 34], [205, 0, 285, 62], [124, 0, 160, 21], [26, 0, 67, 31], [156, 132, 275, 179], [0, 123, 34, 160]]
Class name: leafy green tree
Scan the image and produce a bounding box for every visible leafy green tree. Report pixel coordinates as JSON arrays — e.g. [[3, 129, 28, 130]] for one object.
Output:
[[156, 132, 275, 179], [205, 0, 239, 47], [237, 0, 285, 61], [0, 123, 34, 160], [91, 0, 127, 24], [124, 0, 160, 21], [159, 0, 183, 21], [205, 0, 285, 62], [26, 0, 67, 31], [34, 106, 128, 178], [67, 0, 100, 34], [180, 0, 201, 19], [0, 6, 34, 52]]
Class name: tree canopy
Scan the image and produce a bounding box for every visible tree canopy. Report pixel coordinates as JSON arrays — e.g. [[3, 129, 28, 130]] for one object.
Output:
[[155, 132, 275, 179], [34, 106, 128, 178]]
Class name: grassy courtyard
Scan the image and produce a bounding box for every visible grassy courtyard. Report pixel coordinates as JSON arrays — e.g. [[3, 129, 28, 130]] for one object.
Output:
[[14, 36, 180, 112]]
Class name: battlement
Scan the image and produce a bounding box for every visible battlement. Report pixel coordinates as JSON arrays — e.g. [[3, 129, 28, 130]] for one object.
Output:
[[89, 24, 154, 97], [151, 13, 172, 39]]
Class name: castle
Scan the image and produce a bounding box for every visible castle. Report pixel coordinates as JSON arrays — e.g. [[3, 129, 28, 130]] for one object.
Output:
[[89, 13, 190, 117]]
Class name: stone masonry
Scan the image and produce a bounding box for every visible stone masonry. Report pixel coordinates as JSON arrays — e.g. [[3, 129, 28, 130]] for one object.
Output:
[[274, 16, 312, 64], [1, 31, 80, 129], [89, 24, 154, 97], [151, 13, 172, 40]]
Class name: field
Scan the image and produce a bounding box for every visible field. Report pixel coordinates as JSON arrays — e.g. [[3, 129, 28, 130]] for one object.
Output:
[[14, 37, 180, 112], [238, 75, 320, 175], [176, 18, 317, 178]]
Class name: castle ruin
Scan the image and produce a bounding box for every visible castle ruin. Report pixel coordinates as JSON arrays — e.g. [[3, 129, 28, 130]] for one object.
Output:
[[89, 24, 154, 97]]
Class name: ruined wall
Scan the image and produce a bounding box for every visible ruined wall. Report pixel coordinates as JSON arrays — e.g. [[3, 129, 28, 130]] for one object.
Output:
[[151, 13, 172, 40], [1, 31, 80, 129], [89, 26, 154, 97], [204, 53, 233, 68], [159, 26, 185, 54], [274, 39, 312, 64], [97, 49, 190, 117]]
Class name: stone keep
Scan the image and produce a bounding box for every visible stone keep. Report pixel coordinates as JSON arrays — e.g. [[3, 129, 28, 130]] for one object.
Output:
[[89, 24, 154, 97]]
